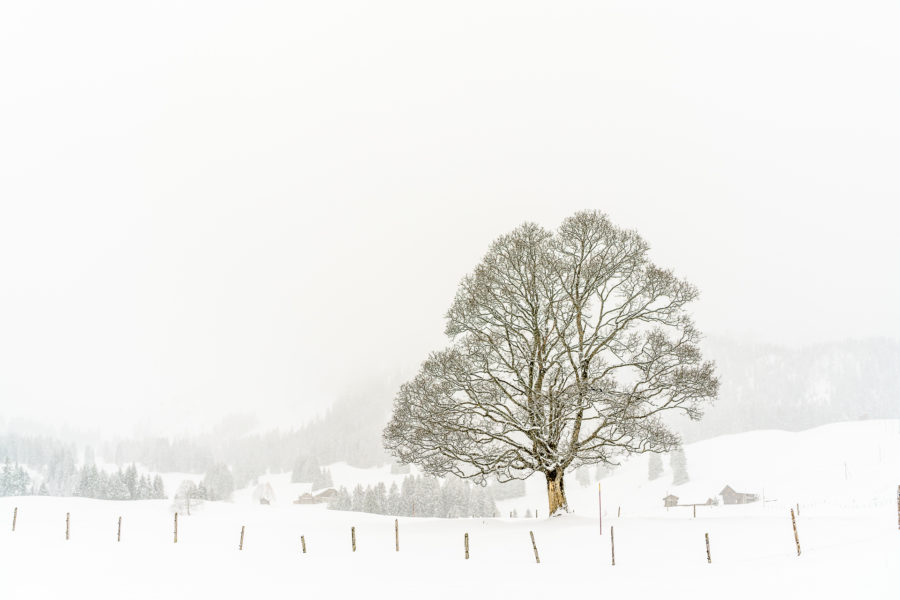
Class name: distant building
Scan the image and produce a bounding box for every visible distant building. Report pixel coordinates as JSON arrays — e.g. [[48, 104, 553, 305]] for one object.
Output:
[[720, 485, 759, 505], [663, 494, 679, 508], [314, 488, 338, 501], [293, 487, 338, 505]]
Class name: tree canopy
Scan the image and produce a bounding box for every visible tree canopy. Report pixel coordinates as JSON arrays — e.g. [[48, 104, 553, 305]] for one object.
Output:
[[384, 211, 718, 514]]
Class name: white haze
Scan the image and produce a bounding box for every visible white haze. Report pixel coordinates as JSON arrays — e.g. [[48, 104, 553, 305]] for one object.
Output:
[[1, 1, 898, 435]]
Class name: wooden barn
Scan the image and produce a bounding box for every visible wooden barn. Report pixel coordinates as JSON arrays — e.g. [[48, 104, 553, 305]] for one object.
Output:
[[720, 485, 759, 505]]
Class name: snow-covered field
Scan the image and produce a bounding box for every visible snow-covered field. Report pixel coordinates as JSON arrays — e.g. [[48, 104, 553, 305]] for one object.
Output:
[[2, 420, 898, 599]]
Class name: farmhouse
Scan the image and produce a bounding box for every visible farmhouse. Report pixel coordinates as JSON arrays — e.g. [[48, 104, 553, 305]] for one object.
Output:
[[314, 487, 338, 501], [720, 485, 759, 505], [293, 487, 338, 504]]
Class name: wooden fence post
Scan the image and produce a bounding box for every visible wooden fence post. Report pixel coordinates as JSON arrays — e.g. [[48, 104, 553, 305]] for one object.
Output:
[[464, 532, 469, 559], [12, 507, 17, 532], [705, 532, 711, 563], [351, 526, 356, 552], [796, 503, 800, 517], [301, 535, 307, 553], [239, 525, 245, 550], [617, 506, 621, 518], [174, 512, 178, 544], [598, 483, 602, 535], [529, 531, 540, 564], [395, 519, 399, 552], [117, 516, 122, 542], [66, 512, 70, 540], [610, 525, 615, 566], [790, 508, 801, 556], [693, 505, 696, 519]]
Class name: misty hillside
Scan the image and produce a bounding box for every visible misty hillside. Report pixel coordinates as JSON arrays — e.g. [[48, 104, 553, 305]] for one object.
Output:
[[5, 337, 895, 483], [344, 336, 900, 458], [333, 336, 900, 457], [209, 336, 900, 469], [271, 336, 900, 465], [3, 420, 897, 600], [674, 337, 900, 442]]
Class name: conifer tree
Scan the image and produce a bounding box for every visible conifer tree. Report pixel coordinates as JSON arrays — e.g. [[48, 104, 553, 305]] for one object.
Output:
[[311, 467, 333, 491], [648, 454, 663, 481], [107, 473, 129, 500], [202, 463, 235, 501], [152, 474, 167, 500], [291, 455, 321, 483], [332, 486, 352, 510], [351, 484, 365, 512], [386, 482, 400, 514], [123, 464, 139, 499], [671, 448, 689, 485]]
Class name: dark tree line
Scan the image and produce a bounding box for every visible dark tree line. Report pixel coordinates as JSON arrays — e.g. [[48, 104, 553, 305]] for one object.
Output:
[[291, 455, 333, 490], [0, 458, 32, 496], [1, 433, 78, 495], [0, 433, 170, 499], [73, 463, 166, 501], [329, 475, 498, 518], [102, 389, 396, 488]]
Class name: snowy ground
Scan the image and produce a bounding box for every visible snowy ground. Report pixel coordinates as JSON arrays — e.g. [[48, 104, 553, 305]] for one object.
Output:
[[1, 420, 898, 599]]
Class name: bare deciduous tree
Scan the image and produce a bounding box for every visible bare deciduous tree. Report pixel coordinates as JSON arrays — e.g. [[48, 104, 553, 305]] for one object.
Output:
[[384, 211, 718, 515]]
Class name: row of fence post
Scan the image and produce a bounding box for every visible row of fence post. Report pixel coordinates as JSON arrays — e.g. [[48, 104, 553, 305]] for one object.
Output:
[[11, 487, 900, 561]]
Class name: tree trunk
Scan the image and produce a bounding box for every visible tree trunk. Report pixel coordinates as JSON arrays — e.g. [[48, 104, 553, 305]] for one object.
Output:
[[546, 470, 568, 516]]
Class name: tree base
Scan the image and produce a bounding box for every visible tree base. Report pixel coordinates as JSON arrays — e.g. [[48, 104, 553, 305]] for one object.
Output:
[[546, 470, 569, 516]]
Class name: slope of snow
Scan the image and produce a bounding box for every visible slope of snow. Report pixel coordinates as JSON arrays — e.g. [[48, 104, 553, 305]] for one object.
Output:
[[1, 420, 897, 599]]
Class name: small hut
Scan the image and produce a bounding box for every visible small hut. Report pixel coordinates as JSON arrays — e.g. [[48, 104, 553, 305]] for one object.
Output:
[[663, 494, 679, 508]]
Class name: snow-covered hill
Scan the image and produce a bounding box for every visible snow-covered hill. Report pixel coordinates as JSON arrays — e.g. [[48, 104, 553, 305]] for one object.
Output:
[[501, 419, 900, 518], [239, 420, 899, 519], [1, 420, 897, 599], [675, 338, 900, 441]]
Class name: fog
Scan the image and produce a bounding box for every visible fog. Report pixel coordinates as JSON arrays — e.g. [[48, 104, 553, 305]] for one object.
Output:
[[1, 1, 898, 435]]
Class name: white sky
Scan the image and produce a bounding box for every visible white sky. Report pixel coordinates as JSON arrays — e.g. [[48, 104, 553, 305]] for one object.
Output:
[[1, 1, 898, 434]]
